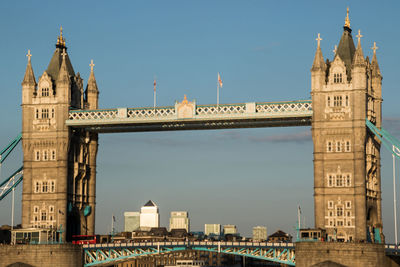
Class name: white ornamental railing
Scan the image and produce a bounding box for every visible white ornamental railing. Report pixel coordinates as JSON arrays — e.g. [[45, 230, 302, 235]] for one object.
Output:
[[68, 100, 312, 122]]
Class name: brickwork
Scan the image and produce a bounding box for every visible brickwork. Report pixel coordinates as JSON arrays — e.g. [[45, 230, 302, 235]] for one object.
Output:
[[296, 242, 399, 267], [0, 244, 82, 267]]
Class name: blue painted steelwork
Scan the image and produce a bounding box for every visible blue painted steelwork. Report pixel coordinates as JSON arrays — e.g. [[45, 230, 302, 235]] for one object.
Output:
[[366, 119, 400, 158], [0, 134, 21, 164], [0, 166, 23, 201], [83, 241, 295, 266], [0, 134, 23, 202]]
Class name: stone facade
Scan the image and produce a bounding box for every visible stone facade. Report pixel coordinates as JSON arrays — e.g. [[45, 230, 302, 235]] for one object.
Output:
[[311, 13, 382, 242], [21, 28, 99, 241], [296, 242, 398, 267], [0, 244, 82, 267]]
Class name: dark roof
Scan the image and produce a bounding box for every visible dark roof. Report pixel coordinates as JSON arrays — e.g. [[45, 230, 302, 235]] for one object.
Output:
[[150, 227, 168, 236], [336, 27, 355, 79], [268, 230, 289, 238], [46, 47, 75, 81], [144, 200, 156, 207]]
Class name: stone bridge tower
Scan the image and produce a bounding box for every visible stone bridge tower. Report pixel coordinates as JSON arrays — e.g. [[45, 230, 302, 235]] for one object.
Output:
[[311, 10, 383, 242], [21, 28, 99, 241]]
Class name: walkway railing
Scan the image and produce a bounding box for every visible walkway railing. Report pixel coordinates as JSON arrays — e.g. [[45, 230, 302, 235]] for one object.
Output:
[[67, 100, 312, 132]]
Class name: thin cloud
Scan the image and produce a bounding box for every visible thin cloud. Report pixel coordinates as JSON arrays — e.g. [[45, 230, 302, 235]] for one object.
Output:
[[383, 117, 400, 137], [248, 130, 311, 143]]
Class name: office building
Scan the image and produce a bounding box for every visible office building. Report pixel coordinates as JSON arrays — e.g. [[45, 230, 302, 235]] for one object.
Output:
[[223, 225, 237, 235], [124, 212, 140, 232], [169, 211, 189, 232], [252, 226, 267, 241], [140, 200, 159, 230], [204, 224, 221, 236]]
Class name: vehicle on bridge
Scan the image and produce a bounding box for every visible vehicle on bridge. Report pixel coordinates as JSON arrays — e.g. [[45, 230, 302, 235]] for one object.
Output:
[[72, 234, 99, 244]]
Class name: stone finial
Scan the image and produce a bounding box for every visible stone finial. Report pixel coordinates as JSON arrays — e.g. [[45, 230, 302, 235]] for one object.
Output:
[[89, 59, 95, 72], [356, 30, 363, 45], [61, 48, 67, 60], [316, 33, 322, 48], [333, 45, 337, 55], [371, 42, 379, 54], [26, 49, 32, 62]]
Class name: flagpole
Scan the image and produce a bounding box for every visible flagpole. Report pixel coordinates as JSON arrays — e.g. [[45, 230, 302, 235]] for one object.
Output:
[[111, 213, 114, 235], [11, 177, 15, 230], [217, 82, 219, 107], [393, 145, 398, 245], [154, 90, 156, 108], [153, 79, 156, 109]]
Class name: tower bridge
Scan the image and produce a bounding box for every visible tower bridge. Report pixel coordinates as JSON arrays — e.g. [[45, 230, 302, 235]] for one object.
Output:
[[2, 9, 400, 267]]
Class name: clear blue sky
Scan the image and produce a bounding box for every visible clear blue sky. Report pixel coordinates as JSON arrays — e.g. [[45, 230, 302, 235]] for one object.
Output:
[[1, 1, 400, 241]]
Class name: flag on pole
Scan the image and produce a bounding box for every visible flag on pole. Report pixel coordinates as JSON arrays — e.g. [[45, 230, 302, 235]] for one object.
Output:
[[154, 79, 156, 92], [112, 215, 116, 222], [218, 73, 223, 88]]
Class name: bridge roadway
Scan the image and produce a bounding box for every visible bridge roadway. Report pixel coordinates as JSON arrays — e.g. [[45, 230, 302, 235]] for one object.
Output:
[[66, 100, 312, 132], [83, 241, 400, 267]]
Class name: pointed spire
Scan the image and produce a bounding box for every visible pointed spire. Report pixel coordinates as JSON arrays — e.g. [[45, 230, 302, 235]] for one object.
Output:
[[87, 59, 98, 90], [353, 29, 365, 67], [371, 42, 381, 76], [22, 49, 36, 85], [312, 33, 325, 71], [56, 48, 70, 83], [344, 7, 351, 29], [337, 10, 356, 77]]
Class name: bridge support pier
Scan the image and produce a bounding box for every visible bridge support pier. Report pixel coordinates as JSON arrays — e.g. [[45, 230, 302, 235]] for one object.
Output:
[[295, 242, 398, 267]]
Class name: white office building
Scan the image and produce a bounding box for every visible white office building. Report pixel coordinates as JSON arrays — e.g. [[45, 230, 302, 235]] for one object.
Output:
[[124, 212, 140, 232], [204, 224, 221, 236], [140, 200, 159, 230], [169, 211, 189, 232], [223, 225, 237, 235]]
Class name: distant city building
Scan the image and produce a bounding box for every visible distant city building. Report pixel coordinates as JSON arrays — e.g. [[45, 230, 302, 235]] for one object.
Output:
[[223, 225, 237, 235], [169, 211, 189, 232], [204, 224, 221, 236], [124, 212, 140, 232], [140, 200, 159, 230], [268, 230, 292, 242], [252, 226, 267, 241]]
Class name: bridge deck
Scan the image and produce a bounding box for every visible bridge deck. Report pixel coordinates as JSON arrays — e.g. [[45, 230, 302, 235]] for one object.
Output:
[[67, 100, 312, 133]]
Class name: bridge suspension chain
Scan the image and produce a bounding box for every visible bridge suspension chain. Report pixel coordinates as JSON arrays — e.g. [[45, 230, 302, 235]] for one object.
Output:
[[366, 119, 400, 158], [0, 134, 23, 202]]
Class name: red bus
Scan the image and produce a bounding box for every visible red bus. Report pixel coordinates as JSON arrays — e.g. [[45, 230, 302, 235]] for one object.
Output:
[[72, 235, 99, 244]]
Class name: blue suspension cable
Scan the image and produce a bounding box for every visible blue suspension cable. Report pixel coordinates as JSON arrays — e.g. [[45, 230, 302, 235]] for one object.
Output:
[[0, 134, 22, 164]]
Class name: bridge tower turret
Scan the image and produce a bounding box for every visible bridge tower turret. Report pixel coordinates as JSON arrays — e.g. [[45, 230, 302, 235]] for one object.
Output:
[[311, 9, 383, 242], [21, 28, 99, 241]]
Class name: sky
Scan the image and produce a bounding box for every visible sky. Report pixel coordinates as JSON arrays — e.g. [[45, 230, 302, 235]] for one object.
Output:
[[1, 1, 400, 241]]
